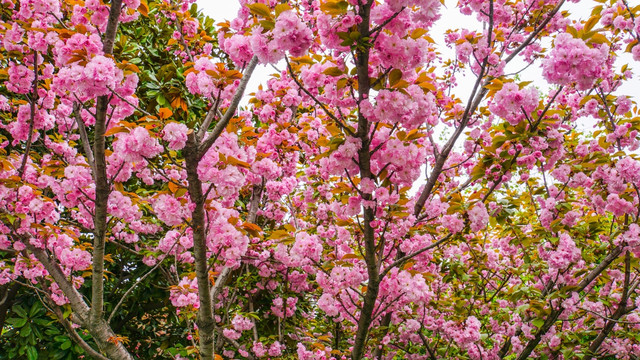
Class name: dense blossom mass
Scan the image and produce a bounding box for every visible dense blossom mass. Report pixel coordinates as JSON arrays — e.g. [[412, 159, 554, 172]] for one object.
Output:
[[1, 0, 640, 359]]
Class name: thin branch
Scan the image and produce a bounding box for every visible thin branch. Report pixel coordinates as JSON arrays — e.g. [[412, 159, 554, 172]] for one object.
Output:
[[107, 243, 178, 324], [511, 246, 624, 360], [106, 85, 152, 116], [285, 56, 355, 136], [380, 233, 452, 278], [196, 87, 224, 141], [370, 8, 405, 35], [176, 19, 196, 64], [19, 51, 38, 179], [74, 103, 96, 177], [413, 55, 490, 217], [199, 56, 258, 157], [504, 0, 566, 64]]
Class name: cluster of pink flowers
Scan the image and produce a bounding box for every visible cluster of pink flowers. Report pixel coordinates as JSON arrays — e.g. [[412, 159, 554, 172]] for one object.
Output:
[[271, 11, 314, 57], [362, 85, 437, 129], [270, 296, 298, 318], [55, 33, 103, 65], [169, 277, 199, 308], [162, 122, 189, 150], [605, 193, 635, 217], [182, 19, 199, 38], [296, 343, 336, 360], [220, 34, 253, 66], [46, 234, 91, 273], [468, 202, 489, 232], [157, 229, 193, 257], [543, 233, 583, 275], [442, 214, 465, 233], [621, 223, 640, 250], [76, 0, 110, 31], [374, 33, 431, 71], [255, 11, 312, 63], [374, 0, 441, 34], [615, 156, 640, 185], [251, 341, 283, 357], [287, 232, 323, 266], [442, 316, 482, 352], [489, 82, 539, 125], [198, 132, 254, 200], [380, 269, 429, 307], [317, 293, 341, 317], [316, 11, 360, 51], [251, 158, 282, 180], [205, 204, 249, 267], [231, 314, 254, 331], [542, 32, 609, 90], [113, 127, 163, 162], [222, 9, 313, 65], [316, 265, 366, 297], [6, 63, 35, 94], [108, 191, 142, 223], [14, 0, 61, 22], [58, 248, 92, 272], [319, 136, 361, 178], [54, 55, 122, 99], [153, 194, 190, 226], [3, 23, 24, 52], [372, 136, 425, 187], [185, 57, 230, 98]]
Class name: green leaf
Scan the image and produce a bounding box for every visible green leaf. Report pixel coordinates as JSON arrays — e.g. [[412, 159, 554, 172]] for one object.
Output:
[[259, 20, 275, 30], [7, 317, 28, 328], [29, 302, 42, 318], [532, 318, 545, 328], [62, 306, 72, 319], [27, 346, 38, 360], [389, 69, 402, 87], [33, 318, 51, 326], [247, 3, 272, 18], [20, 324, 32, 337], [157, 93, 169, 107], [584, 15, 599, 32], [410, 28, 428, 39], [274, 3, 291, 17], [323, 67, 343, 77], [61, 340, 72, 350], [589, 32, 608, 44], [320, 0, 349, 15], [13, 304, 27, 318]]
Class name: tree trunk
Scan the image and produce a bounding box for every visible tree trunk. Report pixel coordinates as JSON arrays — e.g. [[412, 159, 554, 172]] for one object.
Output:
[[351, 2, 378, 359], [185, 134, 216, 360]]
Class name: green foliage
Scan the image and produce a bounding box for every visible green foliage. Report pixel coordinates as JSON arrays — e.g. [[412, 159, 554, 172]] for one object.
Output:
[[0, 295, 85, 360]]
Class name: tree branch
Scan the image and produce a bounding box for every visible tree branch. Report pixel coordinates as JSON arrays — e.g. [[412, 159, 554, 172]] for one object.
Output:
[[74, 103, 96, 177], [199, 56, 258, 157], [90, 0, 123, 325], [18, 51, 38, 179]]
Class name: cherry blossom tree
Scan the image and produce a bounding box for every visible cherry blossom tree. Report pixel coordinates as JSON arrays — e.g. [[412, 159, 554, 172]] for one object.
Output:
[[2, 0, 640, 359]]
